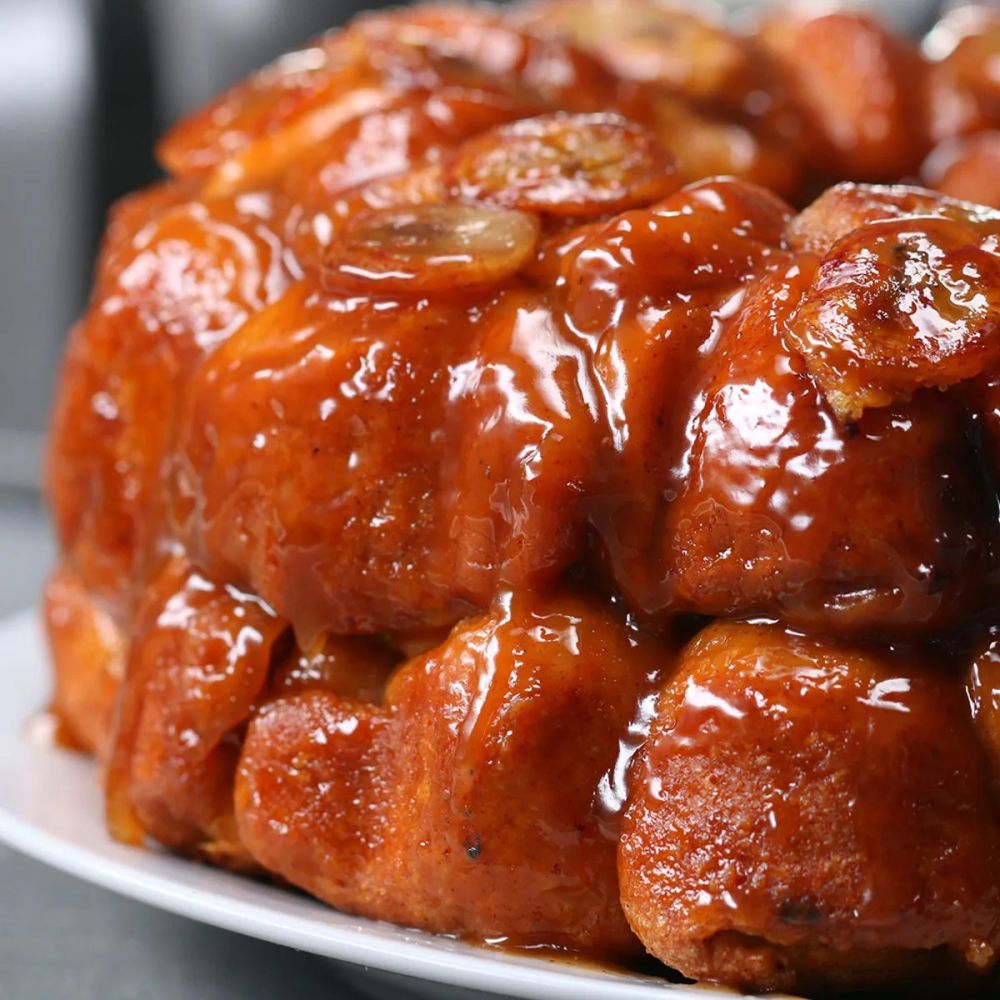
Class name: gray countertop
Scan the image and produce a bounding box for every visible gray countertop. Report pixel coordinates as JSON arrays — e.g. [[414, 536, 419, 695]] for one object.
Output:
[[0, 490, 485, 1000]]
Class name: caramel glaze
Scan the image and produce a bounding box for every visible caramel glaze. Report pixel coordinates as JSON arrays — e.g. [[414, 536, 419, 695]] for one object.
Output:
[[104, 556, 288, 866], [40, 3, 1000, 996], [621, 622, 1000, 996], [237, 590, 670, 954]]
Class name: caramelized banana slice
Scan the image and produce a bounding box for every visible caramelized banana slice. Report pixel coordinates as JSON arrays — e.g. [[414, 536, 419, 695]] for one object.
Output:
[[515, 0, 751, 105], [446, 112, 678, 215], [200, 38, 548, 199], [787, 183, 952, 255], [161, 3, 622, 188], [788, 208, 1000, 421], [321, 202, 540, 293], [159, 46, 368, 179], [283, 90, 537, 210], [288, 164, 447, 275], [202, 86, 398, 200], [350, 3, 621, 111]]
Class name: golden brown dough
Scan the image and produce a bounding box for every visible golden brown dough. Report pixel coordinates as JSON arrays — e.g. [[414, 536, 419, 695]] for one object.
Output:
[[46, 190, 290, 614], [757, 10, 929, 182], [923, 131, 1000, 208], [43, 565, 124, 758], [620, 621, 1000, 995], [570, 187, 999, 633], [925, 5, 1000, 143], [172, 265, 607, 638], [237, 591, 672, 953], [39, 3, 1000, 995], [105, 558, 287, 865]]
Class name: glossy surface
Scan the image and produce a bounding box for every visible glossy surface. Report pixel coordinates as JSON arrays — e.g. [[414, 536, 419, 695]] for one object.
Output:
[[621, 622, 1000, 994], [445, 113, 678, 215], [786, 182, 953, 255], [105, 558, 287, 864], [158, 4, 625, 192], [0, 611, 720, 1000], [47, 189, 290, 615], [515, 0, 803, 195], [171, 278, 602, 639], [237, 592, 671, 953], [322, 203, 541, 292], [40, 2, 1000, 998], [789, 201, 1000, 420], [659, 268, 995, 631]]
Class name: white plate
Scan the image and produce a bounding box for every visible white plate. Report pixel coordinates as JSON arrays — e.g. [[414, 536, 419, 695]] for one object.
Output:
[[0, 608, 762, 1000]]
